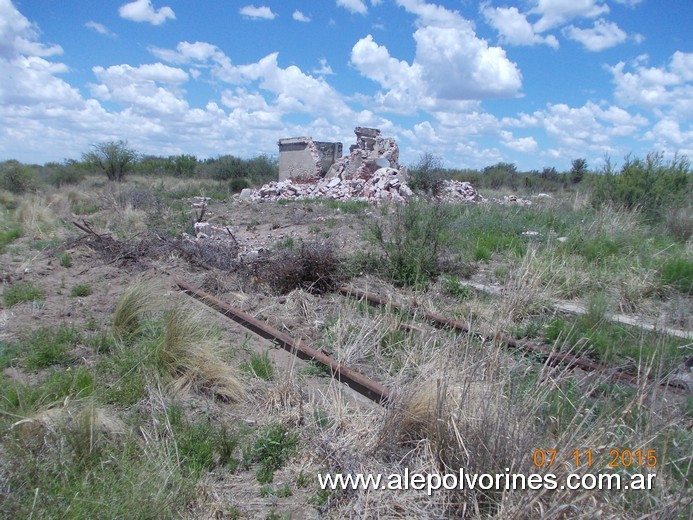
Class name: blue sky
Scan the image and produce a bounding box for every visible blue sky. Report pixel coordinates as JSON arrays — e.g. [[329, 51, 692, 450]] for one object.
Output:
[[1, 0, 691, 171]]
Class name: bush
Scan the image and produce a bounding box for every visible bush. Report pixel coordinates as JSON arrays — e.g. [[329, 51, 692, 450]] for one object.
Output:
[[407, 153, 446, 195], [591, 153, 691, 219], [370, 200, 453, 288], [0, 160, 37, 193], [229, 177, 251, 193], [253, 239, 342, 295], [43, 163, 86, 187], [82, 140, 138, 182]]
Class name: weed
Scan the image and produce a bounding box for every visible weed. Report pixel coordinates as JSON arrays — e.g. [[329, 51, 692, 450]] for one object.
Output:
[[303, 360, 331, 377], [242, 350, 274, 380], [275, 484, 292, 498], [70, 282, 93, 297], [167, 404, 240, 478], [296, 471, 311, 488], [442, 275, 473, 300], [59, 251, 72, 267], [251, 423, 298, 484], [3, 281, 44, 307], [112, 282, 160, 338]]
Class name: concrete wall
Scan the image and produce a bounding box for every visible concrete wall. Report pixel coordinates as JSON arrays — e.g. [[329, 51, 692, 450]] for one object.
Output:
[[278, 137, 342, 181]]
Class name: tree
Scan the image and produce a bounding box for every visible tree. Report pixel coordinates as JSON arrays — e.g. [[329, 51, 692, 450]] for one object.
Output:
[[570, 158, 588, 184], [82, 140, 138, 182]]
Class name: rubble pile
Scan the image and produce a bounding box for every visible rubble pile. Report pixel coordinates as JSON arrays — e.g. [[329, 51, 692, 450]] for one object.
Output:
[[248, 167, 413, 203], [438, 180, 483, 202]]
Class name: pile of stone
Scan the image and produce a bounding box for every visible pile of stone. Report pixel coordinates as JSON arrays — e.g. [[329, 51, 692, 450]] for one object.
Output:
[[437, 180, 483, 202], [246, 167, 413, 203]]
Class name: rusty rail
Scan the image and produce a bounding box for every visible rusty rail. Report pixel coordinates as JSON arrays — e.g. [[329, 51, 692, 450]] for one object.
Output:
[[174, 277, 391, 405], [339, 285, 660, 387]]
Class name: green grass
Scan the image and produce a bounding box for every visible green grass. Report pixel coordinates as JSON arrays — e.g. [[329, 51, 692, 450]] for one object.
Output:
[[23, 326, 81, 370], [2, 281, 44, 307], [251, 423, 298, 484], [0, 227, 22, 252], [70, 282, 93, 297], [660, 257, 693, 294], [241, 351, 274, 380], [544, 314, 686, 371], [167, 404, 240, 478]]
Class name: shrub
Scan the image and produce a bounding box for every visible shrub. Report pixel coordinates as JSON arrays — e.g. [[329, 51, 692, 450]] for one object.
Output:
[[229, 177, 251, 193], [370, 200, 453, 288], [253, 239, 342, 295], [407, 152, 446, 195], [0, 160, 37, 193], [591, 153, 691, 219], [82, 140, 138, 182], [44, 164, 85, 187]]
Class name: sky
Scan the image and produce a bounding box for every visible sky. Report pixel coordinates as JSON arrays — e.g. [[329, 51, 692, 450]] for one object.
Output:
[[0, 0, 691, 171]]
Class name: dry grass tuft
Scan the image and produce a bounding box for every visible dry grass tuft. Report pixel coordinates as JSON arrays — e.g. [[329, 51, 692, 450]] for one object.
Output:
[[16, 194, 60, 239], [161, 305, 246, 403], [112, 281, 163, 338]]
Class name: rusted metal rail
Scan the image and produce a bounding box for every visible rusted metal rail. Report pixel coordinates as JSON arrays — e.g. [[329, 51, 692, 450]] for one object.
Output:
[[174, 277, 391, 405], [339, 285, 664, 388]]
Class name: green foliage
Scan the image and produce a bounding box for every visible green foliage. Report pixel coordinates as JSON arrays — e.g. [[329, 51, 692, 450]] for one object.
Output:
[[251, 423, 298, 484], [570, 158, 588, 184], [172, 154, 198, 177], [0, 160, 37, 193], [591, 152, 691, 219], [43, 162, 86, 187], [483, 162, 519, 190], [3, 281, 44, 307], [229, 177, 251, 193], [241, 351, 274, 380], [59, 252, 72, 268], [198, 154, 278, 186], [407, 152, 447, 195], [0, 227, 22, 252], [82, 140, 138, 182], [70, 282, 93, 297], [167, 405, 240, 478], [442, 275, 473, 299], [370, 200, 453, 288], [660, 257, 693, 294], [23, 326, 81, 370]]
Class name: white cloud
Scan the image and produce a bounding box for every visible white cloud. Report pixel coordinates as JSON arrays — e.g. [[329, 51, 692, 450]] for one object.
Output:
[[530, 0, 609, 33], [118, 1, 175, 26], [563, 19, 627, 51], [353, 2, 522, 109], [500, 131, 538, 152], [482, 5, 558, 49], [337, 0, 368, 15], [89, 63, 189, 116], [313, 58, 334, 75], [644, 119, 693, 156], [0, 0, 63, 58], [293, 10, 310, 23], [239, 5, 277, 20], [609, 52, 693, 118], [84, 21, 116, 38]]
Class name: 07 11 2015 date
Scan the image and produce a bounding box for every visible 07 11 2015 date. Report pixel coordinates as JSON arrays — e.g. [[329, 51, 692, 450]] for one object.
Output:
[[532, 449, 657, 469]]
